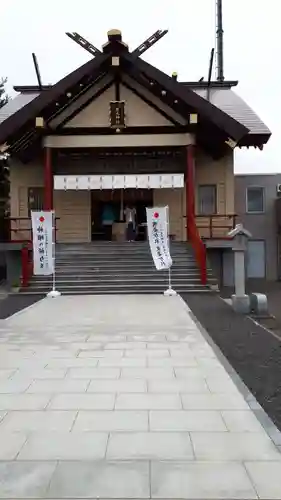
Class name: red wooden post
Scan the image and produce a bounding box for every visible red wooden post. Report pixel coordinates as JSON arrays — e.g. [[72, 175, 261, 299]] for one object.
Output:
[[21, 246, 29, 287], [186, 144, 196, 238], [44, 147, 53, 210], [186, 144, 207, 285]]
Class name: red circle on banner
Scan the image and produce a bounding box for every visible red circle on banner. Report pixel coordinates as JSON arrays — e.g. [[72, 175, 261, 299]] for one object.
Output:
[[39, 216, 45, 222], [154, 212, 159, 219]]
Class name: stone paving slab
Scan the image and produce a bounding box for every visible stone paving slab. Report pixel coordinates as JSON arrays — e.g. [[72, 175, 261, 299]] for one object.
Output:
[[0, 294, 281, 499], [48, 461, 150, 499], [151, 461, 257, 499], [73, 410, 149, 432], [18, 432, 109, 460]]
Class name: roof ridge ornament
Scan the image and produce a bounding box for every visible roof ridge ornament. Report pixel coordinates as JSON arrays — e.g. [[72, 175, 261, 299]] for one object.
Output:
[[131, 30, 168, 57], [66, 32, 102, 57], [65, 29, 168, 58], [107, 29, 122, 41], [102, 29, 129, 52]]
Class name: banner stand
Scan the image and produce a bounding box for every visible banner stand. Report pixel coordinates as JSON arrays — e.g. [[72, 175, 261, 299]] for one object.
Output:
[[47, 211, 61, 298], [163, 206, 177, 297], [164, 267, 177, 296]]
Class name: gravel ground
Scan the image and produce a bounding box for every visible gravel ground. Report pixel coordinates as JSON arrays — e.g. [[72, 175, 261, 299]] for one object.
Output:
[[0, 294, 44, 319], [181, 293, 281, 432]]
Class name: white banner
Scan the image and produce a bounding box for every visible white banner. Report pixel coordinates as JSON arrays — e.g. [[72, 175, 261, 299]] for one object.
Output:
[[146, 206, 172, 270], [31, 211, 54, 276]]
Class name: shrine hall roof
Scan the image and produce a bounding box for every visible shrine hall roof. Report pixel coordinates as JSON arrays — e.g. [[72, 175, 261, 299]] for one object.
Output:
[[0, 84, 270, 141], [0, 30, 271, 156]]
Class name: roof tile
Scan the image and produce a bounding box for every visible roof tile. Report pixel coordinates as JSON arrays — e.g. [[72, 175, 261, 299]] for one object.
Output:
[[193, 87, 270, 135], [0, 93, 39, 125]]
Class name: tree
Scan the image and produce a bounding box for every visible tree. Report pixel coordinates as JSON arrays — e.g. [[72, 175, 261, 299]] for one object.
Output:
[[0, 77, 8, 109], [0, 77, 9, 241]]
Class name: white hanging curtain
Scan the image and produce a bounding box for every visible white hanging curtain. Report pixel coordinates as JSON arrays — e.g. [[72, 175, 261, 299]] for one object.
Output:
[[54, 174, 184, 190]]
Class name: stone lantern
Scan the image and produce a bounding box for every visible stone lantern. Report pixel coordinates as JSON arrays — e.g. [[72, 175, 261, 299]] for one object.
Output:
[[227, 223, 252, 314]]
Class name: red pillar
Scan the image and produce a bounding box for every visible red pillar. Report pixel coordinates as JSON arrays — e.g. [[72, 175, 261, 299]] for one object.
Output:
[[44, 147, 53, 211], [186, 144, 195, 240], [186, 144, 207, 285]]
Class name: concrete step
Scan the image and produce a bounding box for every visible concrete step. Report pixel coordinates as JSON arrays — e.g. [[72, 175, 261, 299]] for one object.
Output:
[[23, 241, 216, 295], [21, 288, 213, 295], [23, 283, 212, 294], [49, 270, 206, 278], [29, 276, 215, 286], [55, 257, 196, 265], [54, 268, 201, 275], [55, 257, 193, 263], [55, 249, 193, 255], [56, 243, 190, 250]]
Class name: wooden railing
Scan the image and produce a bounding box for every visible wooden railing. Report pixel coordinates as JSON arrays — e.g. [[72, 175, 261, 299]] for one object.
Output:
[[4, 218, 34, 288], [5, 217, 59, 288], [6, 217, 59, 243], [8, 217, 33, 243], [195, 214, 237, 239]]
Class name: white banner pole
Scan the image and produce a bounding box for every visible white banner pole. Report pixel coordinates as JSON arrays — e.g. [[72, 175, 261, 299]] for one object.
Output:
[[47, 211, 61, 298], [164, 205, 177, 297], [52, 212, 56, 291]]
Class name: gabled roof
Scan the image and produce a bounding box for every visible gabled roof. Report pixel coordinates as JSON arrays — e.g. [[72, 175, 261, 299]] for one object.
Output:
[[121, 52, 248, 142], [0, 84, 270, 140], [0, 30, 271, 155], [0, 51, 110, 145], [193, 86, 270, 145]]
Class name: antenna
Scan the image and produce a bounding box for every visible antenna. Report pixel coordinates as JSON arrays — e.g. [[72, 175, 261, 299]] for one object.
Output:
[[216, 0, 224, 81], [32, 53, 42, 90], [207, 48, 215, 100]]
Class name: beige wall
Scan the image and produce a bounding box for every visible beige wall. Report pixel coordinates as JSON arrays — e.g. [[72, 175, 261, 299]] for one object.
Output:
[[195, 150, 234, 213], [54, 191, 91, 243], [66, 84, 174, 128], [195, 150, 235, 238], [10, 161, 44, 218], [66, 86, 115, 128], [152, 151, 235, 241], [9, 161, 91, 243], [50, 76, 113, 128], [9, 147, 234, 243], [119, 85, 172, 126], [9, 161, 44, 240], [153, 188, 186, 242], [122, 77, 187, 125], [45, 133, 195, 149]]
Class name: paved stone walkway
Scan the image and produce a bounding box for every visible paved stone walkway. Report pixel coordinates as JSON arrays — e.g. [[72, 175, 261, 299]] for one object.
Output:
[[0, 294, 281, 499]]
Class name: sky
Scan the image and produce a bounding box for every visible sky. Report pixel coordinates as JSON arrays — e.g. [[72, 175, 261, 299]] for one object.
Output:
[[0, 0, 279, 174]]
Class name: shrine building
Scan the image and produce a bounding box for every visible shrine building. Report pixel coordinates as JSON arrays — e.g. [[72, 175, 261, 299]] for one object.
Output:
[[0, 29, 271, 291]]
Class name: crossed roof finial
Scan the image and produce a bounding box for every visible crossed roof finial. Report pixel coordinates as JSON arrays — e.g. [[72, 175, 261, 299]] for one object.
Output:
[[65, 29, 168, 58]]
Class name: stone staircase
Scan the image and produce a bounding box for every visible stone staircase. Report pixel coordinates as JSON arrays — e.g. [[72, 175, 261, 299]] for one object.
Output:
[[22, 242, 217, 294]]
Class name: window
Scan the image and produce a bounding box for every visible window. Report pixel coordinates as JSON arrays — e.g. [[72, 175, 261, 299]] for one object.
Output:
[[28, 187, 44, 215], [246, 187, 264, 213], [198, 185, 217, 215]]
